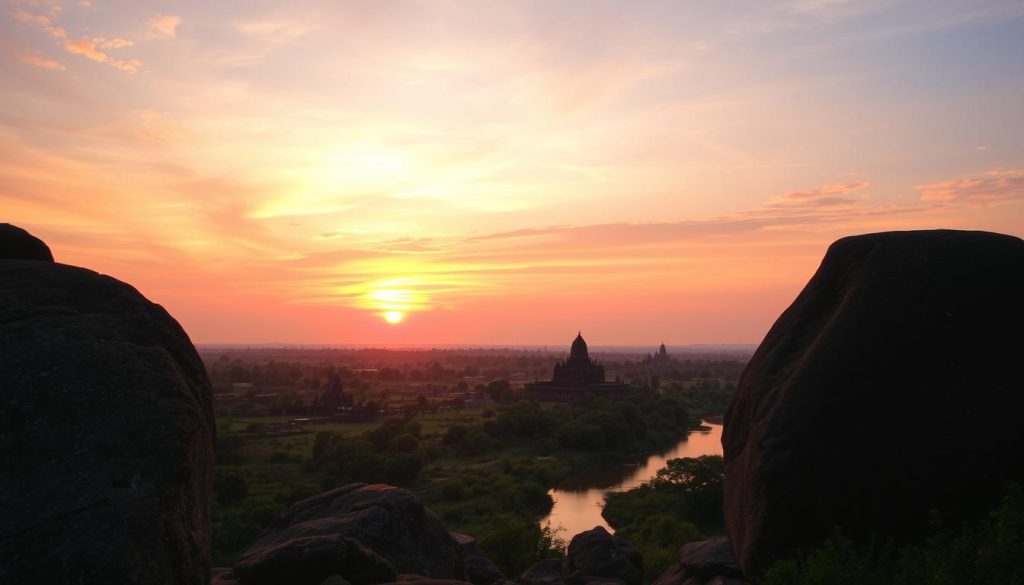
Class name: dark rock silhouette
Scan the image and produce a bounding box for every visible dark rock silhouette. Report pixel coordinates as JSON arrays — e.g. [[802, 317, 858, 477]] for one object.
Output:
[[564, 526, 642, 585], [520, 526, 641, 585], [0, 222, 54, 261], [723, 229, 1024, 575], [233, 534, 397, 585], [451, 533, 506, 585], [677, 538, 741, 581], [464, 555, 505, 585], [650, 538, 742, 585], [520, 558, 564, 585], [237, 484, 465, 584], [0, 226, 214, 583]]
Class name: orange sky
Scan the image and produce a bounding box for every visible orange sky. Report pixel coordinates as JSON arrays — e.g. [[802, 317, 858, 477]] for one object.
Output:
[[3, 1, 1023, 345]]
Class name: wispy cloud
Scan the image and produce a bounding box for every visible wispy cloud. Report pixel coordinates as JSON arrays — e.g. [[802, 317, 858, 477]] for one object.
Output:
[[235, 18, 322, 43], [20, 52, 66, 71], [63, 37, 141, 72], [771, 179, 870, 206], [149, 14, 181, 39], [12, 8, 66, 38], [917, 168, 1024, 204]]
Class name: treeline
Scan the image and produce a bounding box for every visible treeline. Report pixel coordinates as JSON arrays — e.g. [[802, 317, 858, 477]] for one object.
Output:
[[305, 388, 696, 491]]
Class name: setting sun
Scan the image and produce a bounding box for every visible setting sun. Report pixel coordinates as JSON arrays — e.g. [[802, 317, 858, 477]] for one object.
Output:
[[383, 310, 405, 324]]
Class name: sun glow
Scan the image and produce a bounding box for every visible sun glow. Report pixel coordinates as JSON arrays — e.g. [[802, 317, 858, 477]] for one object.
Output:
[[383, 310, 405, 324]]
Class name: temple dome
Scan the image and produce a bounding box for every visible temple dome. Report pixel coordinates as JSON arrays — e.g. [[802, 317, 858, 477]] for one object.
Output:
[[570, 332, 589, 361]]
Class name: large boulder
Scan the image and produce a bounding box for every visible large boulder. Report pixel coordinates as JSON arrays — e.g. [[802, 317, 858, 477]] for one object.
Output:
[[676, 538, 741, 581], [520, 559, 566, 585], [0, 228, 215, 583], [233, 535, 397, 585], [238, 484, 465, 584], [564, 526, 642, 585], [649, 538, 743, 585], [723, 230, 1024, 575], [0, 222, 53, 261]]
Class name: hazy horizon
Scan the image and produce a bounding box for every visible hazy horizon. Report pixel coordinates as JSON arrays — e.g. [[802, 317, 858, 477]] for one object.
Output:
[[4, 0, 1023, 345], [195, 341, 758, 352]]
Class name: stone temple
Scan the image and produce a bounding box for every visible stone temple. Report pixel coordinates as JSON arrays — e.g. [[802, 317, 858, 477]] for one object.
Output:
[[525, 332, 630, 400]]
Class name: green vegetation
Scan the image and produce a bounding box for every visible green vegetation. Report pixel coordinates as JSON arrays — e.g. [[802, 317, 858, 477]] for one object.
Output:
[[206, 347, 744, 573], [603, 455, 726, 581], [761, 484, 1024, 585], [210, 389, 703, 571]]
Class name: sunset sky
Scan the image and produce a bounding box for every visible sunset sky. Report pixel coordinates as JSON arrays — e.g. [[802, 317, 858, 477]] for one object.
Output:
[[3, 0, 1023, 346]]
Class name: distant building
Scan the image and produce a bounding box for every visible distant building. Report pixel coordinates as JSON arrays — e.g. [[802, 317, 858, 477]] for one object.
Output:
[[525, 332, 630, 401], [644, 342, 671, 364], [316, 372, 353, 412], [312, 372, 376, 421]]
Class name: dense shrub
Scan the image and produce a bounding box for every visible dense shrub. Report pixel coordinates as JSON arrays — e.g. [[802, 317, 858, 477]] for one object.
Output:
[[762, 484, 1024, 585]]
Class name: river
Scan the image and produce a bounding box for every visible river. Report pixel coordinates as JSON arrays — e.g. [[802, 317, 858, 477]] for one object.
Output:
[[539, 421, 724, 539]]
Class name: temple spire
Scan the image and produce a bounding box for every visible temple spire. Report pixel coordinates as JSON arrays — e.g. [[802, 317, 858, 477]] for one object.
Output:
[[570, 332, 589, 361]]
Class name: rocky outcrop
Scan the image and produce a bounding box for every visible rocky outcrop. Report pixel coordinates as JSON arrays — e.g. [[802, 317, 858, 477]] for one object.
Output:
[[0, 222, 53, 261], [0, 226, 215, 583], [650, 538, 744, 585], [520, 558, 565, 585], [723, 229, 1024, 575], [521, 527, 642, 585], [236, 484, 465, 585], [234, 535, 398, 585], [676, 538, 741, 581], [565, 526, 642, 585]]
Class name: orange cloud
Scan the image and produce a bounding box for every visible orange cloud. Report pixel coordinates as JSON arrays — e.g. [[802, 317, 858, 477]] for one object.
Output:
[[20, 52, 66, 71], [63, 38, 107, 62], [917, 169, 1024, 204], [63, 37, 140, 72], [149, 14, 182, 39]]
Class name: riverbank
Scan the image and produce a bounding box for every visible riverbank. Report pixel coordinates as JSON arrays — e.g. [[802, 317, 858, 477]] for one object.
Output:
[[540, 420, 724, 538]]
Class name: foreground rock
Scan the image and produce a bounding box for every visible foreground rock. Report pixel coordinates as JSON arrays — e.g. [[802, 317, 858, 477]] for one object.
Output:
[[236, 484, 465, 585], [0, 222, 53, 261], [450, 533, 506, 585], [723, 230, 1024, 575], [0, 227, 215, 583], [234, 535, 397, 585], [521, 526, 641, 585], [652, 538, 744, 585]]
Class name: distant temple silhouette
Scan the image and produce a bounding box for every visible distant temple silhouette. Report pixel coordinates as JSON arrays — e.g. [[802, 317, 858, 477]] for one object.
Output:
[[643, 342, 671, 364], [525, 332, 630, 400]]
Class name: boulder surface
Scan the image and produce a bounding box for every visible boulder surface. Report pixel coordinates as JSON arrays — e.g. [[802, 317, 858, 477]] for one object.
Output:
[[238, 484, 465, 584], [0, 227, 215, 584], [723, 230, 1024, 575], [0, 222, 53, 261], [564, 526, 642, 585]]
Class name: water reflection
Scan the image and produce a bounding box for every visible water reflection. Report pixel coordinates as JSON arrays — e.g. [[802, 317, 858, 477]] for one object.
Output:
[[540, 421, 724, 539]]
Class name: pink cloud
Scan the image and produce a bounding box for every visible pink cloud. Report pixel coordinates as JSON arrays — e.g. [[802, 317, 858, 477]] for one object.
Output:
[[12, 9, 66, 38], [149, 14, 182, 39], [20, 52, 66, 71], [916, 168, 1024, 203], [63, 37, 141, 73], [771, 180, 871, 206], [63, 38, 107, 62]]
